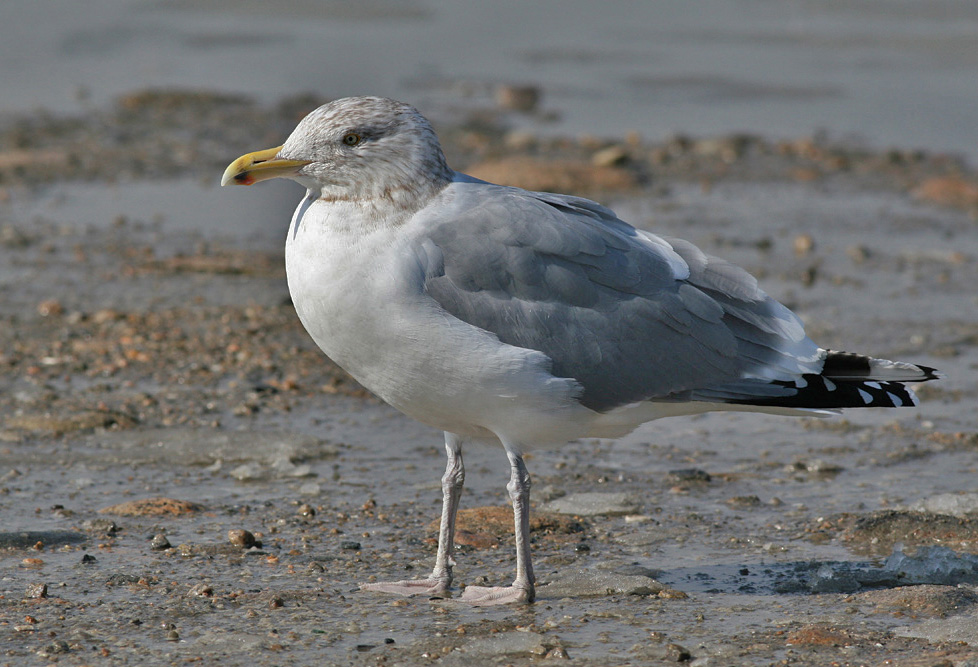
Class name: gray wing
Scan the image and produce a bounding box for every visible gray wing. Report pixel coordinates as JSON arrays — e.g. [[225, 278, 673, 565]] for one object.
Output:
[[415, 180, 821, 412]]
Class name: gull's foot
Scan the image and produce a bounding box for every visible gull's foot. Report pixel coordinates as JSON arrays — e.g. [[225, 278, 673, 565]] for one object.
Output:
[[458, 584, 534, 606], [360, 579, 451, 598]]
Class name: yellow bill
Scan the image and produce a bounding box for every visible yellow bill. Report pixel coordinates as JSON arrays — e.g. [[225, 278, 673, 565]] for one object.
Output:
[[221, 146, 311, 186]]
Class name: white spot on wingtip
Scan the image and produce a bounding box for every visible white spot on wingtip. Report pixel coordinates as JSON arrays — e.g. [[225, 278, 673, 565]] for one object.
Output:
[[857, 388, 873, 404], [822, 377, 836, 391]]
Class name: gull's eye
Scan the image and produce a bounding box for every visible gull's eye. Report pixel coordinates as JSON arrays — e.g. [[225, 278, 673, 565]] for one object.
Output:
[[342, 133, 362, 147]]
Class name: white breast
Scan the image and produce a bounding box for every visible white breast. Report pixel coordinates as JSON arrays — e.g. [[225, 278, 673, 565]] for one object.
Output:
[[283, 196, 589, 444]]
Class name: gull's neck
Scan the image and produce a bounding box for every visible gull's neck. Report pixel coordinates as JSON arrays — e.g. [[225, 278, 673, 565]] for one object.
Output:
[[303, 172, 451, 232]]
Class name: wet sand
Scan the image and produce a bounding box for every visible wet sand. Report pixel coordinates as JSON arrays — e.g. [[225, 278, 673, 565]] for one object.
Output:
[[2, 91, 978, 665]]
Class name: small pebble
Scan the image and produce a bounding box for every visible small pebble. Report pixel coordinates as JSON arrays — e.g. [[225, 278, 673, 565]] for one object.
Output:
[[794, 233, 815, 257], [25, 582, 47, 599], [341, 540, 361, 550], [297, 503, 316, 517], [228, 529, 256, 548], [725, 495, 763, 508], [42, 640, 71, 655], [665, 643, 691, 662], [188, 583, 213, 597], [37, 299, 63, 317], [667, 468, 711, 484], [150, 534, 171, 550], [592, 145, 628, 168]]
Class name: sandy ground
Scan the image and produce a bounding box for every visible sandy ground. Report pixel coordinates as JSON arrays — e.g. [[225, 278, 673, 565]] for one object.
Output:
[[2, 91, 978, 666]]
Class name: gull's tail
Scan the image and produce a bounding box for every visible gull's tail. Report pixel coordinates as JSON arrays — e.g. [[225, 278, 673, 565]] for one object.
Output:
[[696, 350, 941, 410]]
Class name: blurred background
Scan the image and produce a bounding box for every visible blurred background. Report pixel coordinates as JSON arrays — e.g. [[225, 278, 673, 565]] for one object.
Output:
[[3, 0, 977, 161], [3, 3, 978, 661]]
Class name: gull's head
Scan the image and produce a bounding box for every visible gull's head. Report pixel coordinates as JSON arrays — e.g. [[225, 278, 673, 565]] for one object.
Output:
[[222, 96, 452, 205]]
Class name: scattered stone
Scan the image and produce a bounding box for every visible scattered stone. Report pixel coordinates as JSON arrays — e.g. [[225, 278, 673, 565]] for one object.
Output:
[[36, 641, 71, 657], [664, 643, 692, 662], [296, 503, 316, 517], [725, 495, 762, 509], [788, 459, 844, 477], [667, 468, 712, 484], [36, 299, 63, 317], [540, 492, 637, 517], [25, 582, 47, 599], [82, 518, 119, 535], [188, 583, 214, 597], [105, 573, 141, 586], [657, 588, 689, 600], [340, 541, 361, 550], [150, 534, 171, 550], [592, 145, 629, 167], [631, 641, 692, 662], [227, 529, 256, 548]]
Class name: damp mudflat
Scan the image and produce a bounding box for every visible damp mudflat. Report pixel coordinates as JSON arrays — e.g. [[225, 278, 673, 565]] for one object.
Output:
[[2, 91, 978, 666]]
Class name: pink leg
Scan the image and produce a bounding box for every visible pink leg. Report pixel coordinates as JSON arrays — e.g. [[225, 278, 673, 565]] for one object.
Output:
[[361, 433, 464, 597], [458, 449, 535, 605]]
